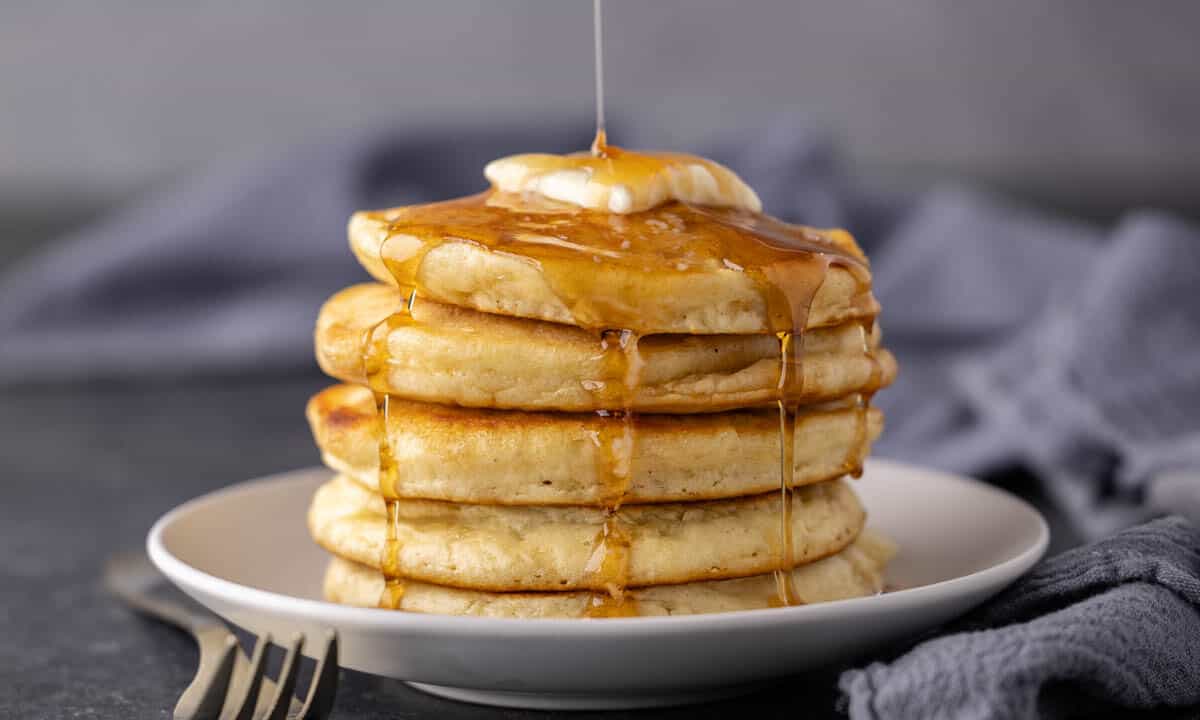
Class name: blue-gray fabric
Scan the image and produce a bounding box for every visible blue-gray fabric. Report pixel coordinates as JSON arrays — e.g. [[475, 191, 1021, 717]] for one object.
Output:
[[1, 117, 1198, 717], [840, 517, 1200, 719]]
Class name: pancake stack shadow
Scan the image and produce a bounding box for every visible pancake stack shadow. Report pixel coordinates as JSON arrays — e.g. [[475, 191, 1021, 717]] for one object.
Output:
[[304, 191, 898, 618]]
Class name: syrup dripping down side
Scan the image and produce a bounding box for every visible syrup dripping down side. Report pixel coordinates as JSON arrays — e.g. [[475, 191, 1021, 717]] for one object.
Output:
[[582, 328, 642, 617], [747, 239, 880, 608], [849, 319, 883, 478], [368, 228, 420, 609], [746, 254, 832, 608], [772, 331, 800, 607], [584, 0, 631, 608], [578, 0, 636, 611], [591, 0, 607, 158], [373, 210, 646, 615], [363, 331, 405, 609]]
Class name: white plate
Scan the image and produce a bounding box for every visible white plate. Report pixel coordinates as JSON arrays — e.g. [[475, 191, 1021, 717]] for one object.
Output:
[[148, 459, 1048, 710]]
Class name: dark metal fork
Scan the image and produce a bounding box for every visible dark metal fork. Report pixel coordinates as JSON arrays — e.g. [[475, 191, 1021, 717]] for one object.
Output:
[[104, 551, 339, 720]]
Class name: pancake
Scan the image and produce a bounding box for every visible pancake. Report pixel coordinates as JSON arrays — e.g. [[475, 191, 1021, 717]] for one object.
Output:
[[323, 531, 896, 618], [307, 474, 865, 592], [348, 194, 880, 335], [315, 283, 896, 413], [308, 384, 883, 505]]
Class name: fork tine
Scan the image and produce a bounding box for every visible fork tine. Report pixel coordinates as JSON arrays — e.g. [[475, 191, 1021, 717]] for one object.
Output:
[[174, 633, 238, 720], [256, 634, 304, 720], [295, 630, 339, 720], [220, 633, 271, 720]]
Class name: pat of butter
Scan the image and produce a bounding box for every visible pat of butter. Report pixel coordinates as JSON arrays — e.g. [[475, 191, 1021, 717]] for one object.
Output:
[[484, 147, 762, 215]]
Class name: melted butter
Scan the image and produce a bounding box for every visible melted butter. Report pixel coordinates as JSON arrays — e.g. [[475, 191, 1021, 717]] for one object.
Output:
[[484, 140, 761, 215], [376, 192, 869, 334]]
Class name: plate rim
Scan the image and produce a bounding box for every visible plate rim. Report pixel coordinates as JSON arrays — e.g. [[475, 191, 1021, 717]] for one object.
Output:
[[147, 458, 1049, 637]]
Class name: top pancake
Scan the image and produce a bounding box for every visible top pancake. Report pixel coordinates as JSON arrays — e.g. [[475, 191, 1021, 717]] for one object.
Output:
[[348, 193, 880, 335]]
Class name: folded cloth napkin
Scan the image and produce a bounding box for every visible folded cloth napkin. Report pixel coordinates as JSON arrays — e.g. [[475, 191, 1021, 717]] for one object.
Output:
[[840, 516, 1200, 719], [0, 114, 1197, 535]]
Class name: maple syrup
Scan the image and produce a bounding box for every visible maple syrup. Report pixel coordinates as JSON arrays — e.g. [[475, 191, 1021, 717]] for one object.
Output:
[[373, 192, 866, 336], [581, 328, 642, 614], [845, 320, 881, 479], [362, 291, 417, 609], [581, 513, 637, 617], [363, 160, 879, 612]]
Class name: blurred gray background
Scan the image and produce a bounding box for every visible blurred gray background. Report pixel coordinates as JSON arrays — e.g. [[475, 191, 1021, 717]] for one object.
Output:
[[3, 0, 1199, 268], [3, 8, 1199, 718]]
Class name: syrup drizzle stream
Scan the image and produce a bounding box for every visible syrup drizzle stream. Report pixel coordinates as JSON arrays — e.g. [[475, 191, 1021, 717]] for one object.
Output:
[[591, 0, 606, 158], [585, 2, 640, 616], [583, 0, 638, 617]]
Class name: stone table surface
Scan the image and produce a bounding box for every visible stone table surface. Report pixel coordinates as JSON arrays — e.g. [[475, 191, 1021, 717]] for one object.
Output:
[[0, 375, 1107, 719]]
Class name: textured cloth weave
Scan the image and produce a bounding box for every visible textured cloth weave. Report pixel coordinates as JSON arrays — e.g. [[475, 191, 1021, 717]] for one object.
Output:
[[840, 517, 1200, 718]]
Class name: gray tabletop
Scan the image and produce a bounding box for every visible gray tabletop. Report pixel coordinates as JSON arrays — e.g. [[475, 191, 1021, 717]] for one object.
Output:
[[4, 376, 883, 719]]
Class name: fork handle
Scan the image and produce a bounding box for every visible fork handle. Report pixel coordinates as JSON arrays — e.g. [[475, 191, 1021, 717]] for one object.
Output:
[[104, 551, 225, 633], [112, 583, 225, 634]]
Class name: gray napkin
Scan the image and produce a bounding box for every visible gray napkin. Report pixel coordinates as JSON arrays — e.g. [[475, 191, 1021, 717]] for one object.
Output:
[[876, 197, 1200, 538], [840, 516, 1200, 719]]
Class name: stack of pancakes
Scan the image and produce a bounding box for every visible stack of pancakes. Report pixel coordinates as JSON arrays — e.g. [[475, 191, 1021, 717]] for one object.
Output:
[[305, 147, 898, 618]]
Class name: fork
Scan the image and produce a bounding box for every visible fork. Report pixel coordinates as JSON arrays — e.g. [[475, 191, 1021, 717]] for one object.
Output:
[[104, 551, 339, 720]]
